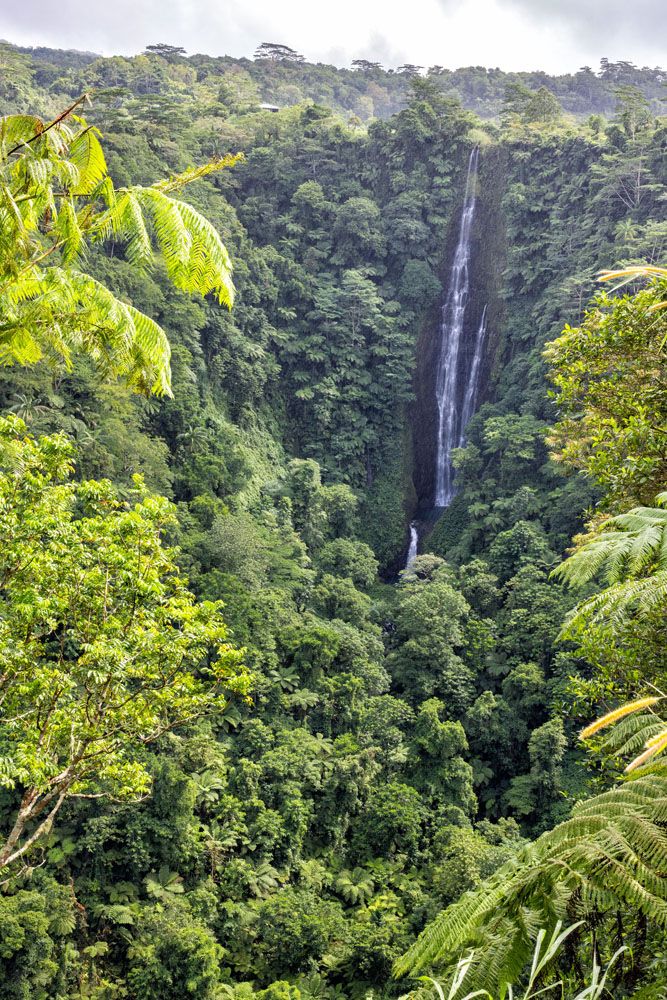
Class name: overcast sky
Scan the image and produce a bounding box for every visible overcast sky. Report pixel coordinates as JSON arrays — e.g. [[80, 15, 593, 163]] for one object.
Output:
[[1, 0, 665, 74]]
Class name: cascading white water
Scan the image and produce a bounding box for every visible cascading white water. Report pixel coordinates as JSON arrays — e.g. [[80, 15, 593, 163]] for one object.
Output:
[[433, 147, 484, 507], [404, 521, 418, 570], [460, 304, 488, 435], [404, 151, 488, 571]]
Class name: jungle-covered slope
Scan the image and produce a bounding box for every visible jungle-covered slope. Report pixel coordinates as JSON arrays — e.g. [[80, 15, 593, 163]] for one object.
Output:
[[0, 41, 665, 999]]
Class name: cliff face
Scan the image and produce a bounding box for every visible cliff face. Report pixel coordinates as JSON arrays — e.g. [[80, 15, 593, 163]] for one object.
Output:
[[409, 144, 508, 514]]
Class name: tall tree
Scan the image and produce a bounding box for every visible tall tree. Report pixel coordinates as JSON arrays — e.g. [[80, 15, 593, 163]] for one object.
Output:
[[0, 416, 248, 868]]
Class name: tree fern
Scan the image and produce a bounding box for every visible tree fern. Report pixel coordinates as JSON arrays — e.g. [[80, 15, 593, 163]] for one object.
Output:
[[398, 665, 667, 993], [408, 924, 628, 1000], [395, 772, 667, 991], [129, 187, 235, 307], [0, 102, 240, 393], [2, 268, 172, 394], [106, 191, 153, 269], [68, 125, 107, 195], [553, 494, 667, 628]]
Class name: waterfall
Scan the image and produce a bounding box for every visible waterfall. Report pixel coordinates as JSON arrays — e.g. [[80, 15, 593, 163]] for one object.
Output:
[[433, 147, 485, 507], [460, 304, 488, 435], [403, 148, 488, 572], [404, 521, 418, 570]]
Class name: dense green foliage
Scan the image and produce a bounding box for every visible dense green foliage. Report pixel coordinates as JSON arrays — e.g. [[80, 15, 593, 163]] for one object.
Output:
[[4, 41, 666, 121], [0, 416, 249, 869], [399, 274, 667, 995], [0, 99, 237, 394], [0, 40, 665, 1000]]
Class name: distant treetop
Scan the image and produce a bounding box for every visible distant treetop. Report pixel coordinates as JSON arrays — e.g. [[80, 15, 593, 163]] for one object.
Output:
[[144, 43, 187, 61], [352, 59, 384, 72], [254, 42, 305, 63]]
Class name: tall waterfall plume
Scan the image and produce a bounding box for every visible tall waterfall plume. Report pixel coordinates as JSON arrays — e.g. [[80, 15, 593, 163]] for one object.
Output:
[[433, 147, 487, 507]]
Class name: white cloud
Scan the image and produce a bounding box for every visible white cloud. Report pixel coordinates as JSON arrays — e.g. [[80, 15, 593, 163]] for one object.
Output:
[[0, 0, 664, 72]]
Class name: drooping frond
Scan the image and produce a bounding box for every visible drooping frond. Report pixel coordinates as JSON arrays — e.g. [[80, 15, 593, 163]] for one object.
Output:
[[0, 267, 171, 395], [580, 696, 662, 739], [54, 198, 84, 263], [555, 504, 667, 590], [553, 497, 667, 632], [0, 104, 240, 391], [395, 772, 667, 992], [125, 186, 190, 279], [131, 187, 235, 307], [125, 304, 172, 396], [563, 571, 667, 631], [0, 114, 45, 158], [104, 191, 153, 270], [67, 127, 107, 195]]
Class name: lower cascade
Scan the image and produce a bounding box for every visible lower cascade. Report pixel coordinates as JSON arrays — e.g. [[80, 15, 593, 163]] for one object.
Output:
[[404, 521, 419, 569]]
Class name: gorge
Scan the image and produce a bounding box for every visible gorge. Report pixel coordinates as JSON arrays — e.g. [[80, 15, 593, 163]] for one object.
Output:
[[434, 147, 484, 509], [406, 146, 490, 567], [0, 40, 665, 998]]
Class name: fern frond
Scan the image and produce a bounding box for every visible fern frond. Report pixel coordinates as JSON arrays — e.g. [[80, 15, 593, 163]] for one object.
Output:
[[580, 697, 662, 739], [0, 106, 235, 392], [0, 115, 45, 156], [172, 198, 235, 306], [562, 571, 667, 632], [152, 152, 243, 193], [395, 774, 667, 987], [103, 192, 153, 270], [133, 188, 234, 306], [130, 186, 190, 282], [555, 520, 667, 590], [126, 305, 171, 396], [0, 267, 172, 395], [54, 199, 84, 263], [68, 127, 107, 195]]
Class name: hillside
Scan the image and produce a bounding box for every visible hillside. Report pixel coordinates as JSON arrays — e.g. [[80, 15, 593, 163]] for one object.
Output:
[[0, 38, 666, 998], [3, 39, 667, 120]]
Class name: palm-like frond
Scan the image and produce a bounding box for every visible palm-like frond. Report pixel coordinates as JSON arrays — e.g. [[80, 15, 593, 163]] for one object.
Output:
[[0, 268, 171, 394], [553, 495, 667, 628], [555, 499, 667, 588], [0, 104, 239, 392], [0, 115, 46, 156], [67, 126, 107, 195], [395, 773, 667, 991], [132, 187, 235, 306], [599, 266, 667, 312], [415, 925, 627, 1000]]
